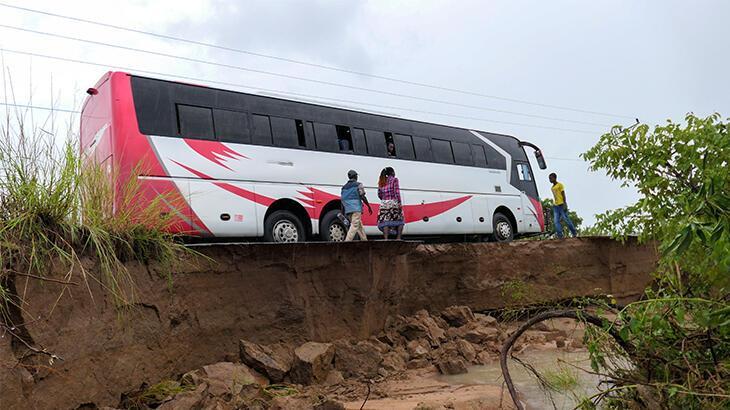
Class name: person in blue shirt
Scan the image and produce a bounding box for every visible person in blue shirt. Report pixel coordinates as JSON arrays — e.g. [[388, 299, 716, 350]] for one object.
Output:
[[341, 169, 373, 241]]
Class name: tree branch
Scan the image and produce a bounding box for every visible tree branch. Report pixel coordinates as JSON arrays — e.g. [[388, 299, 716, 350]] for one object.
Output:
[[500, 309, 634, 410]]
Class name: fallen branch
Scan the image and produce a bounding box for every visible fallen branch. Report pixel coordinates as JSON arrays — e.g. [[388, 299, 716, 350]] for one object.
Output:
[[499, 309, 633, 410]]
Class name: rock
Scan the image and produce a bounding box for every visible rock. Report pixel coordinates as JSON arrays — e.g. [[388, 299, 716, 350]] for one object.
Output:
[[555, 337, 567, 348], [158, 384, 206, 410], [367, 336, 391, 353], [475, 350, 493, 365], [407, 339, 431, 359], [381, 351, 407, 372], [289, 342, 335, 385], [314, 399, 346, 410], [333, 340, 383, 379], [436, 357, 468, 375], [324, 370, 344, 386], [269, 396, 314, 410], [455, 340, 477, 363], [460, 323, 501, 345], [398, 310, 446, 347], [474, 313, 498, 327], [198, 362, 267, 396], [239, 340, 291, 382], [441, 306, 475, 327], [407, 358, 431, 369]]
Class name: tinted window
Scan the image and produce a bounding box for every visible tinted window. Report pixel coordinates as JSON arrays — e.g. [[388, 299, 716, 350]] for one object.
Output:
[[304, 121, 316, 149], [431, 139, 454, 164], [336, 125, 353, 152], [394, 134, 415, 160], [295, 120, 307, 147], [214, 109, 249, 144], [314, 123, 339, 152], [251, 114, 273, 146], [517, 163, 533, 181], [413, 136, 432, 161], [177, 104, 215, 140], [352, 128, 368, 154], [365, 130, 387, 157], [472, 145, 487, 167], [271, 117, 299, 148], [452, 142, 473, 166]]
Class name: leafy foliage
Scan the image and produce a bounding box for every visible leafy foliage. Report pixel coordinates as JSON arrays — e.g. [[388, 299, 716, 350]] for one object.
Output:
[[577, 113, 730, 408]]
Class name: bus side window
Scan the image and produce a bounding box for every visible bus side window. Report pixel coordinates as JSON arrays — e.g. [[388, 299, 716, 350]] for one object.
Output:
[[472, 145, 487, 167], [177, 104, 216, 140], [394, 134, 415, 160], [295, 120, 307, 147], [352, 128, 368, 154], [384, 132, 396, 157], [335, 125, 353, 152], [365, 130, 387, 157], [214, 109, 250, 144], [413, 136, 432, 161], [452, 142, 473, 166], [518, 163, 532, 181], [251, 114, 273, 146], [313, 123, 339, 152], [431, 138, 454, 164], [304, 121, 316, 149], [271, 117, 299, 148]]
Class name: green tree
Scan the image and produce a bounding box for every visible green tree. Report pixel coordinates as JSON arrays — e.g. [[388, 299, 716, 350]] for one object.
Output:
[[541, 198, 583, 237], [578, 113, 729, 408]]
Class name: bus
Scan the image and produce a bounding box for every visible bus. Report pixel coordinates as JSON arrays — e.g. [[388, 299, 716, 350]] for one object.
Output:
[[80, 72, 546, 243]]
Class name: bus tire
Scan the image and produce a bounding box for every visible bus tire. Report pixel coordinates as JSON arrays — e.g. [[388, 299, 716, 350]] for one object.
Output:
[[264, 210, 305, 243], [492, 212, 514, 242], [320, 209, 348, 242]]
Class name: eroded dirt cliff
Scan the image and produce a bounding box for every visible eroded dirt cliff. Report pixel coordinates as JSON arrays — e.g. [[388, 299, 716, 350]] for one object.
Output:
[[0, 238, 656, 409]]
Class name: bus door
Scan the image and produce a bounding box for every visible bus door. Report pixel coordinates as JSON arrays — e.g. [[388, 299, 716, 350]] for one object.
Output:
[[514, 161, 540, 231]]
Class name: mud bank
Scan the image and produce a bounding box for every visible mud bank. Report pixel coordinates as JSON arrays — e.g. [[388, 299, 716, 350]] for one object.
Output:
[[0, 238, 656, 409]]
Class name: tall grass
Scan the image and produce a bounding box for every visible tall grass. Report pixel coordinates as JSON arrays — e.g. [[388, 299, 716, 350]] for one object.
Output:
[[0, 99, 186, 316]]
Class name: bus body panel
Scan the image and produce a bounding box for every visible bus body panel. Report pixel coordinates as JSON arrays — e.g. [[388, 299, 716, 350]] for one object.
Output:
[[80, 71, 545, 239]]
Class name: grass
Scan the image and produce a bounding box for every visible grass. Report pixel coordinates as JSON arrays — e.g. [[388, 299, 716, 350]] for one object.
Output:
[[543, 366, 580, 393], [0, 90, 189, 337]]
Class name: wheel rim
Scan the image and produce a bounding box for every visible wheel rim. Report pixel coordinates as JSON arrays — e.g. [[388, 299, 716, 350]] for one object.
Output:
[[328, 222, 347, 242], [272, 220, 300, 243], [496, 221, 512, 240]]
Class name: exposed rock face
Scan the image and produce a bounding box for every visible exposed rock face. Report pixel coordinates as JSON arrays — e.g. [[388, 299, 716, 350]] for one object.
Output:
[[239, 340, 291, 383], [0, 238, 657, 409], [289, 342, 335, 385]]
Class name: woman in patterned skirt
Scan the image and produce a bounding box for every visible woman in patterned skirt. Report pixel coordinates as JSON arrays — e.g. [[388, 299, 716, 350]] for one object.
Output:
[[377, 167, 405, 239]]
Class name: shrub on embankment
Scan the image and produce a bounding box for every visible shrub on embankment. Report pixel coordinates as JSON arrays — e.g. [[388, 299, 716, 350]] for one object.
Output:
[[574, 114, 729, 408], [0, 105, 185, 356]]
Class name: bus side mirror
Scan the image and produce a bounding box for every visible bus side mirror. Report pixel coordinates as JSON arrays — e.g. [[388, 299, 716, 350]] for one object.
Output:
[[534, 150, 547, 169]]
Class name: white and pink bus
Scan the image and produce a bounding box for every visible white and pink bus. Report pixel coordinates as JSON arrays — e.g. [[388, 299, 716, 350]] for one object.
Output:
[[80, 72, 546, 242]]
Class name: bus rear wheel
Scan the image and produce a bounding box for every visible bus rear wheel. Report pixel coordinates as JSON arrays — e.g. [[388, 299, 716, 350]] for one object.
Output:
[[320, 209, 348, 242], [264, 210, 305, 243], [492, 212, 514, 242]]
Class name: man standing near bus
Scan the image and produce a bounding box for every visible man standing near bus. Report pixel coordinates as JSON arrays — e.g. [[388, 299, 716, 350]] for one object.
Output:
[[549, 173, 577, 238], [341, 170, 373, 241]]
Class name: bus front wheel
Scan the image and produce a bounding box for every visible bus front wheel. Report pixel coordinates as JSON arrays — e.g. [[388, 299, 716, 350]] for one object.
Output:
[[320, 209, 348, 242], [264, 210, 305, 243], [492, 212, 514, 242]]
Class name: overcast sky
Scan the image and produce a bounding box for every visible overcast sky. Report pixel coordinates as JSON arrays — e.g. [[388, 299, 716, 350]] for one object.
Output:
[[1, 0, 728, 225]]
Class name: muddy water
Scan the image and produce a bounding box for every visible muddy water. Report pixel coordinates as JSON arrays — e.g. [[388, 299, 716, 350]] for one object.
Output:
[[440, 349, 602, 410]]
